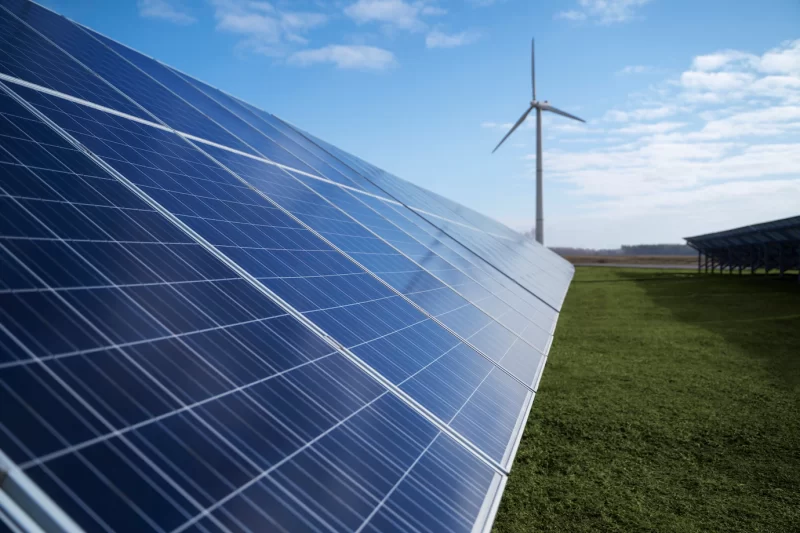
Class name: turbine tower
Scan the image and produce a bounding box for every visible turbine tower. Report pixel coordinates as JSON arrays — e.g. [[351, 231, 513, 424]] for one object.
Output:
[[493, 39, 585, 245]]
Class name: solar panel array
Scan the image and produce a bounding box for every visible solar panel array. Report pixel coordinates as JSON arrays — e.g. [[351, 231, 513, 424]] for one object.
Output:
[[0, 1, 575, 531], [686, 215, 800, 276]]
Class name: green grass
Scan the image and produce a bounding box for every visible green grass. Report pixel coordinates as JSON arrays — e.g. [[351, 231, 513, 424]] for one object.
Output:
[[494, 267, 800, 533]]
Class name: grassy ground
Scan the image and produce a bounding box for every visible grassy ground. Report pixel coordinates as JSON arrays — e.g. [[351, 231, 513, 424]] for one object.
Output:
[[494, 267, 800, 532], [564, 255, 697, 266]]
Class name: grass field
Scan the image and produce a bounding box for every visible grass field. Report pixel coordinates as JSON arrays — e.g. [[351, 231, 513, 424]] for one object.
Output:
[[494, 267, 800, 532]]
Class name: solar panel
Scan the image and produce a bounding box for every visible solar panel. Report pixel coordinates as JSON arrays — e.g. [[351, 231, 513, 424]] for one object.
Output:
[[0, 1, 575, 531]]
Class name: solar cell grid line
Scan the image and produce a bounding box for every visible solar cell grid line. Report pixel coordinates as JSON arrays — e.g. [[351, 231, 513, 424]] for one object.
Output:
[[0, 0, 259, 158], [5, 81, 533, 472], [0, 0, 556, 368], [202, 145, 546, 389], [274, 122, 573, 309], [0, 83, 509, 533]]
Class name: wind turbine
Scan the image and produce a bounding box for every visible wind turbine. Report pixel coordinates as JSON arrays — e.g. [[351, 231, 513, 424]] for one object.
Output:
[[492, 39, 585, 245]]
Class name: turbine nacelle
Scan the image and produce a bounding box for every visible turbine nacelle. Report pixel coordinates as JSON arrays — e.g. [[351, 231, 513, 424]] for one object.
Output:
[[492, 40, 584, 154]]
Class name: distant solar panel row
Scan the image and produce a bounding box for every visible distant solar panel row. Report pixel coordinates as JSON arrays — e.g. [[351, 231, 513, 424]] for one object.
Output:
[[0, 1, 574, 531]]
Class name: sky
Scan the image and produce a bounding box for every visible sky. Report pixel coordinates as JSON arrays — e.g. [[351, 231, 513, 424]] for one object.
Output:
[[37, 0, 800, 248]]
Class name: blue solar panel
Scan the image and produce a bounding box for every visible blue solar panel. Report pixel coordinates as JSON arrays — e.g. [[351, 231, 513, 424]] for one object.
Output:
[[6, 80, 532, 466], [0, 84, 504, 533], [0, 1, 575, 530]]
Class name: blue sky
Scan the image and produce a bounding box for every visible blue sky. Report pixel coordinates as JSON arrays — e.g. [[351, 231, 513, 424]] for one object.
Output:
[[40, 0, 800, 248]]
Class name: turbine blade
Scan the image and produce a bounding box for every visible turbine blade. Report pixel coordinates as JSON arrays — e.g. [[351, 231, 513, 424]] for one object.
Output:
[[531, 38, 536, 101], [492, 104, 534, 153], [541, 104, 585, 123]]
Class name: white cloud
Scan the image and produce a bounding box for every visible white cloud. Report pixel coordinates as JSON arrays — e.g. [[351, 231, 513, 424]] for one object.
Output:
[[604, 105, 680, 122], [212, 0, 327, 55], [757, 39, 800, 74], [616, 122, 687, 134], [555, 10, 587, 21], [425, 30, 479, 48], [287, 45, 397, 70], [678, 40, 800, 105], [534, 178, 800, 248], [137, 0, 195, 24], [618, 65, 655, 75], [692, 50, 756, 72], [555, 0, 652, 25], [344, 0, 444, 32], [467, 0, 504, 6], [680, 70, 755, 92], [481, 121, 514, 129]]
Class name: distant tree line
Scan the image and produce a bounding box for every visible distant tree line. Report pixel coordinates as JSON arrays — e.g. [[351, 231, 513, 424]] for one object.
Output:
[[521, 228, 694, 256], [548, 244, 694, 257]]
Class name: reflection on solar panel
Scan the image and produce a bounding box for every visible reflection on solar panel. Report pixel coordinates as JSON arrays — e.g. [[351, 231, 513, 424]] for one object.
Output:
[[0, 1, 574, 531]]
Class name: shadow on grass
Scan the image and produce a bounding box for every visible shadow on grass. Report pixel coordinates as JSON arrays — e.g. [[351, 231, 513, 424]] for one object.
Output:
[[618, 270, 800, 390], [573, 273, 701, 284]]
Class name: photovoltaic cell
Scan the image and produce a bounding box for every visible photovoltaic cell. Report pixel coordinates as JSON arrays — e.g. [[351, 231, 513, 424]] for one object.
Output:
[[0, 1, 574, 530]]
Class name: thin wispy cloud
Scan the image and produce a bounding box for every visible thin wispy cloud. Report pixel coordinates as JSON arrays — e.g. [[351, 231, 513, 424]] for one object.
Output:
[[211, 0, 327, 56], [604, 105, 680, 122], [137, 0, 196, 25], [615, 121, 687, 134], [344, 0, 445, 32], [618, 65, 657, 75], [425, 30, 480, 48], [288, 45, 397, 70], [555, 0, 652, 25]]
